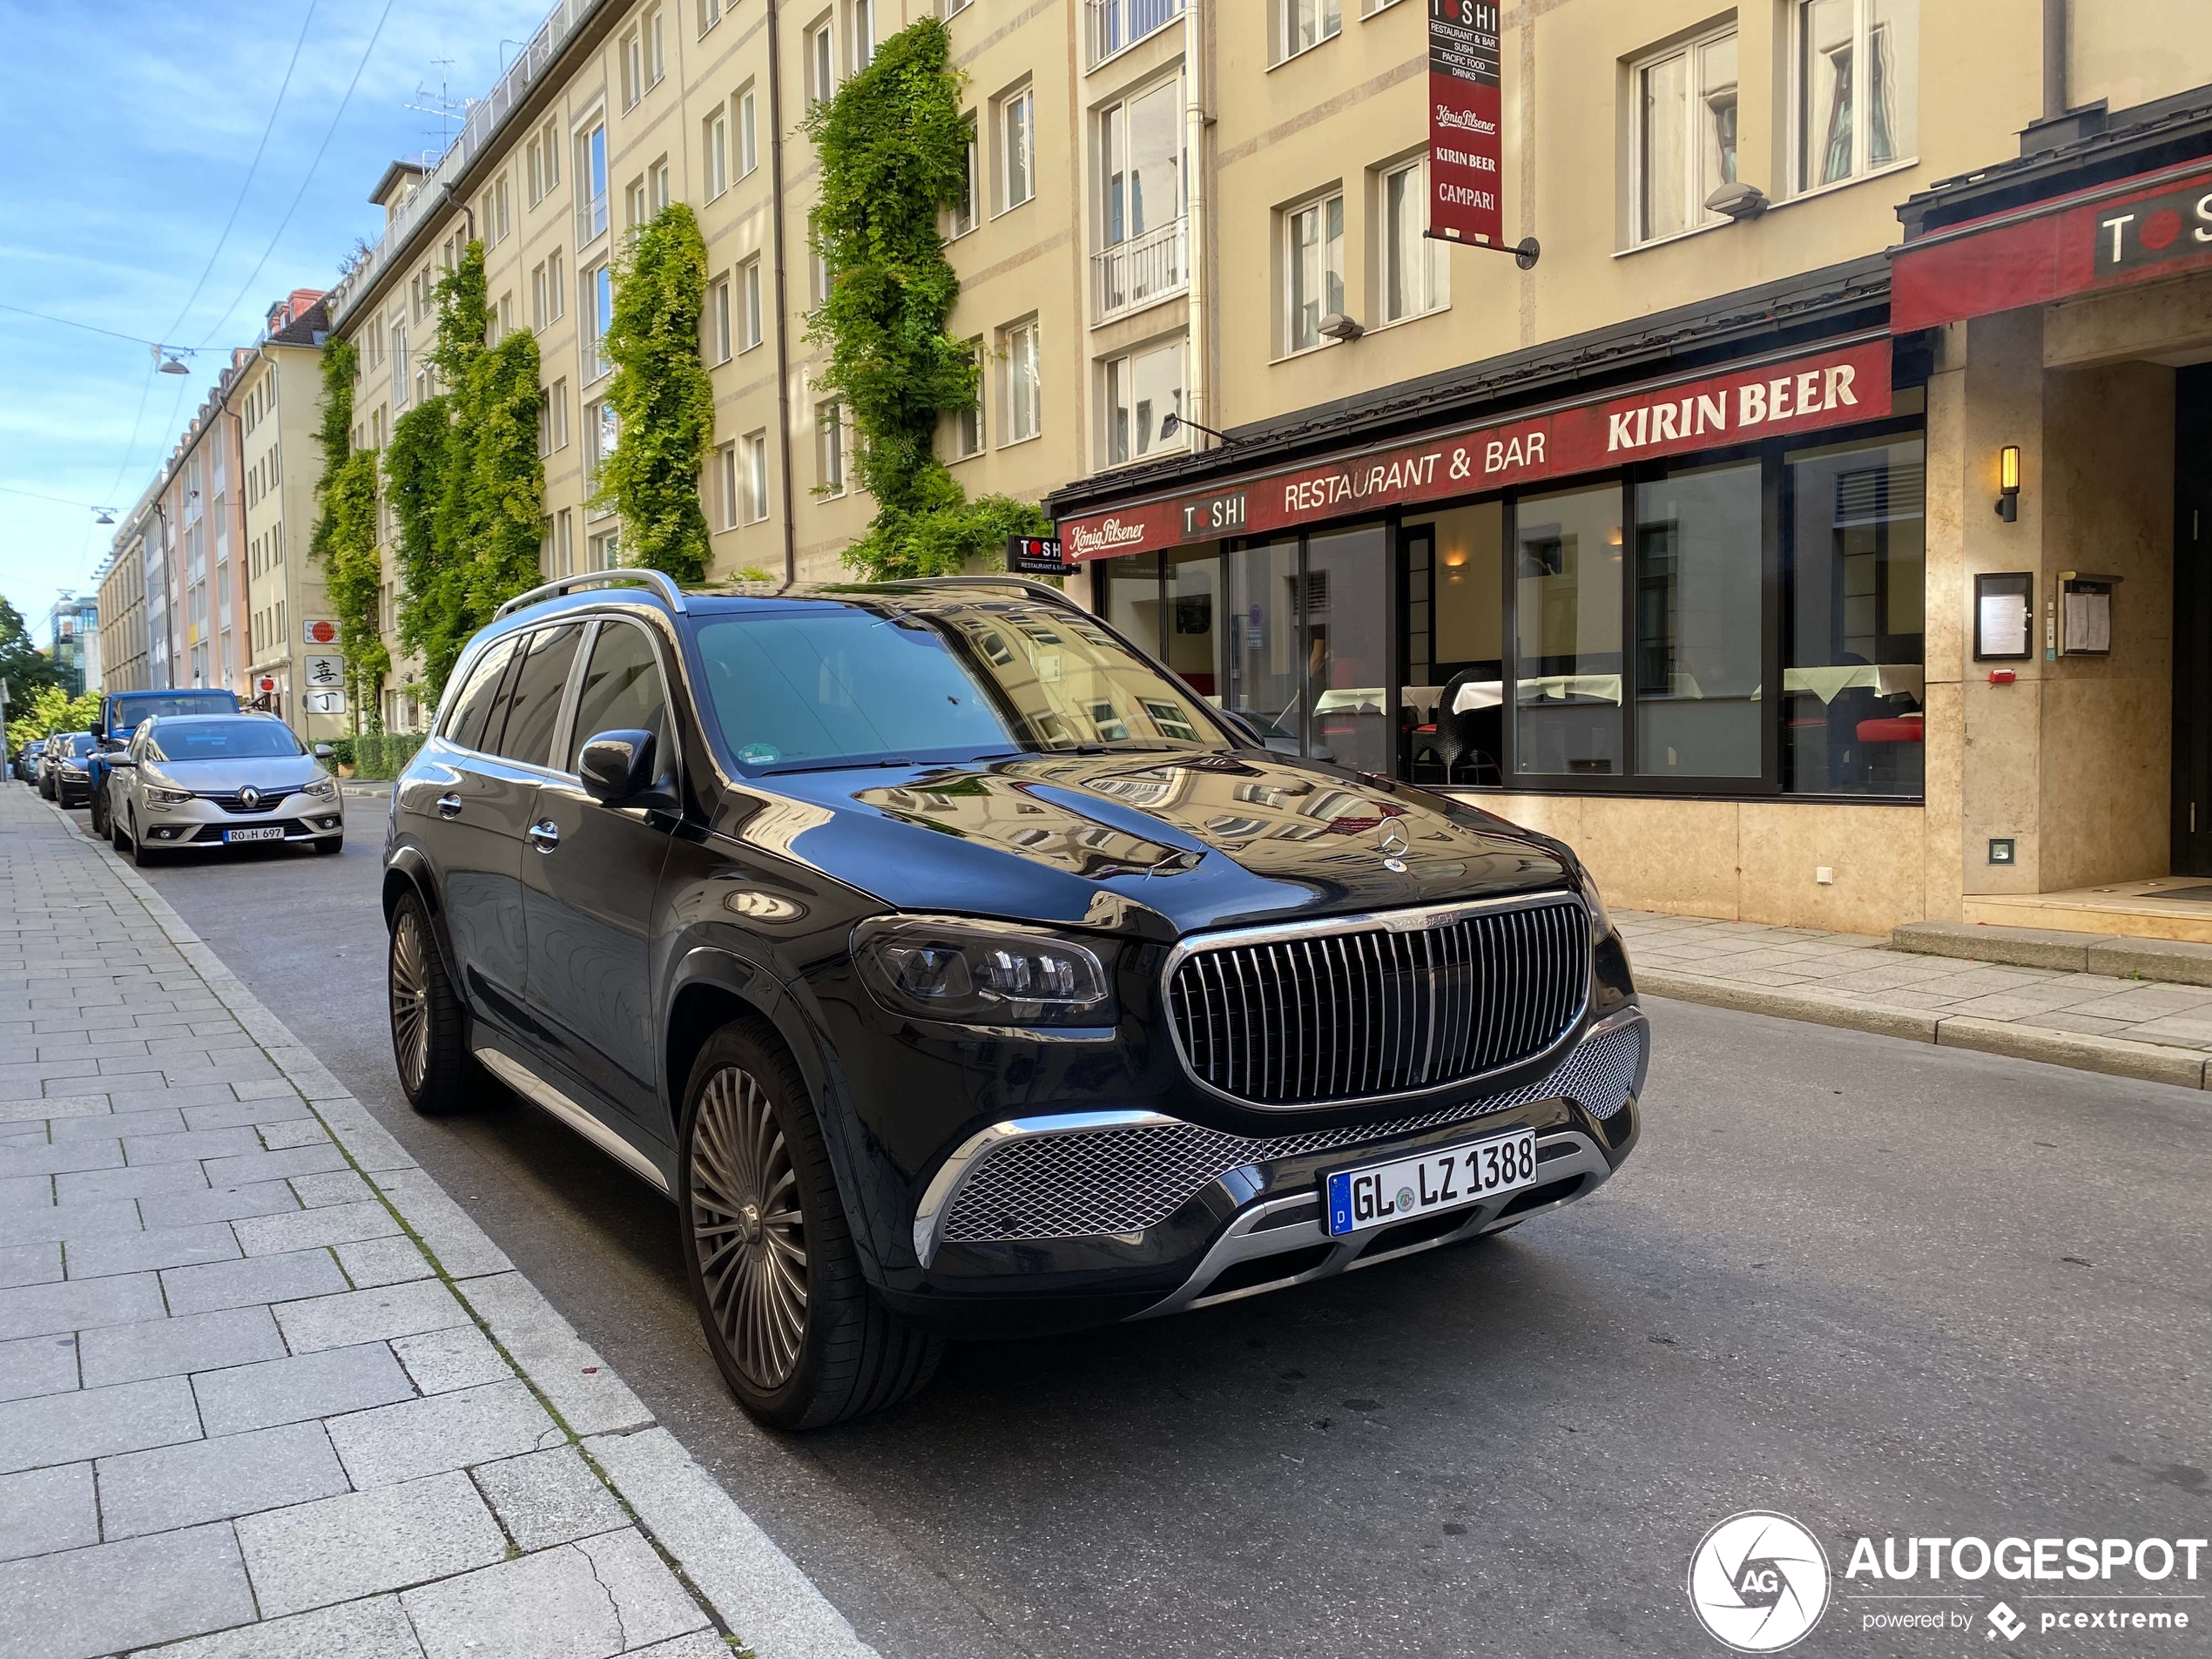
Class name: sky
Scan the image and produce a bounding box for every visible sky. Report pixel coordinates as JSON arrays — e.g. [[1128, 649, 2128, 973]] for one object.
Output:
[[0, 0, 536, 648]]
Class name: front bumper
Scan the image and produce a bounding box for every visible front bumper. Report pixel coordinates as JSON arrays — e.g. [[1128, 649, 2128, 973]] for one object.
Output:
[[136, 791, 344, 846], [884, 1006, 1647, 1335]]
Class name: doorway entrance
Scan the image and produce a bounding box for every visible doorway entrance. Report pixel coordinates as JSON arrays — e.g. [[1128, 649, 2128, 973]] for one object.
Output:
[[2172, 365, 2212, 874]]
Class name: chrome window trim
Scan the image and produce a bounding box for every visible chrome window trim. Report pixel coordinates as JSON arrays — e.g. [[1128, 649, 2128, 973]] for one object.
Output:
[[911, 1109, 1174, 1267], [1159, 890, 1595, 1113]]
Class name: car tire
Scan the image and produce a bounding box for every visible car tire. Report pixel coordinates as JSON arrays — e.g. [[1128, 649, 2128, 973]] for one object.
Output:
[[129, 814, 163, 867], [312, 835, 343, 855], [678, 1023, 941, 1431], [89, 790, 107, 840], [111, 808, 130, 852], [387, 891, 475, 1116]]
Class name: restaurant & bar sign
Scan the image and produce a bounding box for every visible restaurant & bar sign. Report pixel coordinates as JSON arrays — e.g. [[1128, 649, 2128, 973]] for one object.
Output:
[[1060, 337, 1893, 561]]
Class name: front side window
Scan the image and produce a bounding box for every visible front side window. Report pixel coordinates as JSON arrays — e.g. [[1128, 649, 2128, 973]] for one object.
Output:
[[1796, 0, 1917, 192], [1381, 158, 1448, 321], [443, 636, 524, 751], [1003, 321, 1042, 442], [1285, 192, 1344, 353], [1105, 341, 1184, 465], [568, 621, 671, 772], [1635, 27, 1739, 243], [1001, 86, 1035, 208]]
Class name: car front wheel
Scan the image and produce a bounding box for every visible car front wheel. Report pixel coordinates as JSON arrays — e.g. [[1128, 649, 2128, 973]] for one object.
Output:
[[678, 1023, 941, 1430], [128, 813, 162, 867], [388, 891, 475, 1115]]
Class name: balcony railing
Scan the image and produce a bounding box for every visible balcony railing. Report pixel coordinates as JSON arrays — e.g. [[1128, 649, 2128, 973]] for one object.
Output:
[[577, 189, 608, 248], [1088, 0, 1183, 64], [1094, 219, 1188, 322]]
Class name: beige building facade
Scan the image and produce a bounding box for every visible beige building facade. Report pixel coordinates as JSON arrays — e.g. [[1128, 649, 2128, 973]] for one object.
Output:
[[318, 0, 2212, 941]]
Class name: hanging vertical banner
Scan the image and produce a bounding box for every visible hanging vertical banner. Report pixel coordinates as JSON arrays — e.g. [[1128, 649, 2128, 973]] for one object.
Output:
[[1428, 1, 1504, 246]]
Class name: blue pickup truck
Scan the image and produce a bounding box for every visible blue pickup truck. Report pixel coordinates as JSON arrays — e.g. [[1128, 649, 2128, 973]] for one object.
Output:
[[86, 687, 241, 839]]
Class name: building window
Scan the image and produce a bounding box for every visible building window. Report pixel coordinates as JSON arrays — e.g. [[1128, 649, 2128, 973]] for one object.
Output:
[[1280, 0, 1341, 61], [705, 105, 730, 198], [1104, 341, 1184, 465], [577, 123, 609, 243], [948, 117, 980, 238], [740, 258, 764, 350], [1092, 0, 1182, 60], [588, 529, 620, 571], [622, 27, 645, 108], [537, 389, 553, 456], [816, 400, 846, 494], [549, 379, 569, 449], [548, 253, 564, 320], [1096, 78, 1184, 319], [853, 0, 877, 69], [717, 441, 740, 529], [999, 85, 1035, 210], [1634, 26, 1738, 243], [711, 273, 733, 362], [583, 262, 614, 381], [646, 5, 666, 84], [1002, 320, 1041, 442], [391, 327, 409, 407], [626, 175, 650, 230], [1379, 157, 1447, 321], [1284, 192, 1344, 354], [556, 509, 575, 575], [745, 432, 771, 522], [1794, 0, 1917, 193], [737, 85, 759, 176], [699, 0, 722, 33], [585, 399, 619, 496], [808, 19, 835, 105], [1632, 462, 1764, 778], [651, 158, 671, 212], [944, 338, 984, 459], [492, 174, 511, 244]]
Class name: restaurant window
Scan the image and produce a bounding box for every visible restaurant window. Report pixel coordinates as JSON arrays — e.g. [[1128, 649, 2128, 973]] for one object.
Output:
[[1783, 433, 1925, 794], [1633, 25, 1738, 244], [1514, 483, 1624, 778], [1285, 192, 1344, 354], [1633, 461, 1763, 777], [1305, 523, 1391, 776], [1794, 0, 1916, 193], [1104, 341, 1184, 466], [1102, 551, 1163, 655], [1402, 502, 1504, 786], [1165, 547, 1220, 702]]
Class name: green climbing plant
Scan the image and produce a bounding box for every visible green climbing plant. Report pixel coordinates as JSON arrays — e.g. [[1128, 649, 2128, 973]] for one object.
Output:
[[598, 203, 715, 581], [385, 240, 545, 698], [806, 17, 1049, 580], [307, 337, 388, 732]]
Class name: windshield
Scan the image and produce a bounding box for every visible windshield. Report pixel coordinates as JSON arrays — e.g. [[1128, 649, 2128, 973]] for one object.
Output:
[[694, 600, 1228, 772], [111, 692, 237, 733], [60, 734, 96, 757], [146, 719, 306, 762]]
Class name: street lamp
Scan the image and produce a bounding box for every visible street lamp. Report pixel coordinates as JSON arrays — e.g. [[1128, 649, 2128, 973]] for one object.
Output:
[[1159, 411, 1233, 446]]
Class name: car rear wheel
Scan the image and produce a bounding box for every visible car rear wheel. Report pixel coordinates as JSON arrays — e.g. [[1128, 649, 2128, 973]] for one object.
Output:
[[388, 891, 475, 1115], [679, 1024, 941, 1431]]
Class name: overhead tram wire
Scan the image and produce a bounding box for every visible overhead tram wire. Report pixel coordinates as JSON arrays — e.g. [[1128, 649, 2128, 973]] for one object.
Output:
[[0, 303, 188, 352], [192, 0, 399, 353], [158, 0, 321, 347]]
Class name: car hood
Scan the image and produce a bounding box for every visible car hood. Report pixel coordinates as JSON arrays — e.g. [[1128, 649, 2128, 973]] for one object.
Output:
[[145, 758, 322, 794], [717, 752, 1575, 941]]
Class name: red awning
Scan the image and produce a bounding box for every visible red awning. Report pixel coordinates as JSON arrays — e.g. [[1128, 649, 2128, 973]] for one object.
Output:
[[1890, 158, 2212, 334]]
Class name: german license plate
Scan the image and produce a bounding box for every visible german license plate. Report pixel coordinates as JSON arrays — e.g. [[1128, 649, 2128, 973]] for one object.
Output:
[[224, 826, 284, 844], [1323, 1128, 1540, 1238]]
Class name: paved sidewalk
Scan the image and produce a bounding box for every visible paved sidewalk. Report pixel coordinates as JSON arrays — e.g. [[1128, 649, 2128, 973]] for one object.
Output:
[[0, 786, 872, 1659], [1624, 909, 2212, 1089]]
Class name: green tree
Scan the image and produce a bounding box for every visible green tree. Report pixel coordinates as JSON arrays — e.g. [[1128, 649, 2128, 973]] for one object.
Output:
[[5, 683, 99, 752], [0, 596, 64, 704], [307, 338, 388, 732], [598, 204, 716, 581], [806, 18, 1049, 579]]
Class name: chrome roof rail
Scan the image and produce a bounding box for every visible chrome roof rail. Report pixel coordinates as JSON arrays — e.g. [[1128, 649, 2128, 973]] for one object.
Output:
[[494, 570, 689, 620], [889, 575, 1079, 605]]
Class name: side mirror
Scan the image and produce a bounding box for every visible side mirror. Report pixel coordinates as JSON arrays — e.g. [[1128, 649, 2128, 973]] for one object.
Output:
[[578, 730, 659, 805], [313, 743, 334, 759], [1222, 710, 1269, 747], [106, 757, 137, 769]]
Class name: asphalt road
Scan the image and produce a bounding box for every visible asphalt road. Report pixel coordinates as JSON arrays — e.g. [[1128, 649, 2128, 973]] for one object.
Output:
[[68, 791, 2212, 1658]]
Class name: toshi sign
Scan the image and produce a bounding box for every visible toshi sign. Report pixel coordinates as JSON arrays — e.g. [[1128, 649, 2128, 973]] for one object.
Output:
[[1428, 1, 1503, 246], [301, 617, 339, 646]]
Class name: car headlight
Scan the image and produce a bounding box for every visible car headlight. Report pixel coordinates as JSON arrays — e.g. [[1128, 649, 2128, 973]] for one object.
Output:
[[304, 776, 339, 801], [59, 763, 87, 778], [853, 917, 1116, 1027], [145, 785, 193, 806]]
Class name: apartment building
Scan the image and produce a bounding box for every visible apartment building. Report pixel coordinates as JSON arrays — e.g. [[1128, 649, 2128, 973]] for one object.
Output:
[[232, 290, 349, 745], [94, 520, 149, 696]]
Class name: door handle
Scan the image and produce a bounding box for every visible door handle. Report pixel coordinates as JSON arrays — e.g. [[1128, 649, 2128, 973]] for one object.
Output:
[[435, 793, 462, 819], [527, 819, 561, 853]]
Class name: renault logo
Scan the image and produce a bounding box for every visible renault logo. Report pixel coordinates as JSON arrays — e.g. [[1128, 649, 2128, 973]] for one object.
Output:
[[1377, 819, 1410, 871], [239, 786, 261, 810]]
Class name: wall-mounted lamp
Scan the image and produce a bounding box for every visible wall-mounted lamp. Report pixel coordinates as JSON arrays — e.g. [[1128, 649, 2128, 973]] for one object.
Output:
[[1995, 445, 2021, 521]]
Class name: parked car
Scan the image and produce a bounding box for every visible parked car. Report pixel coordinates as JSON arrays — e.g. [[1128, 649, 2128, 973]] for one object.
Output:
[[88, 687, 242, 840], [105, 714, 343, 866], [381, 573, 1647, 1429], [41, 732, 98, 806], [15, 738, 46, 784]]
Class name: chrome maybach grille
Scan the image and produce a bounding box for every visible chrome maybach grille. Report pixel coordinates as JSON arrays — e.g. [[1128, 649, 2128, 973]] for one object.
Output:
[[1165, 896, 1591, 1107], [938, 1016, 1643, 1245]]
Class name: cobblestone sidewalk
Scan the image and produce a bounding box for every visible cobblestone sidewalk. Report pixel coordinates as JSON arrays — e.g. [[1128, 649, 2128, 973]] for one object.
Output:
[[1623, 909, 2212, 1089], [0, 786, 872, 1659]]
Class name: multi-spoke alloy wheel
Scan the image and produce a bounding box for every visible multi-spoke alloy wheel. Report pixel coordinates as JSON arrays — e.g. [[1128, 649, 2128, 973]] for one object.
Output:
[[386, 891, 473, 1115], [689, 1066, 808, 1391], [678, 1023, 942, 1430]]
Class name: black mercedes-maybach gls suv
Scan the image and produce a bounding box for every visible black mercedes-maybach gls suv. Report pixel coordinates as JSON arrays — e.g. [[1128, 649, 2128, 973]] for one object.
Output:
[[383, 572, 1647, 1427]]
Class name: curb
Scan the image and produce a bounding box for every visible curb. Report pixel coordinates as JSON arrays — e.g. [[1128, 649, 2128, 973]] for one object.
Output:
[[43, 798, 879, 1659], [1892, 919, 2212, 988], [1640, 966, 2212, 1090]]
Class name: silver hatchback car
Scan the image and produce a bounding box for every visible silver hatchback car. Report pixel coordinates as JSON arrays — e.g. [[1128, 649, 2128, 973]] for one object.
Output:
[[105, 714, 345, 866]]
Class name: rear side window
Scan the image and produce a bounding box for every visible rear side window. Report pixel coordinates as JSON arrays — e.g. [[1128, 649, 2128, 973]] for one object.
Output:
[[442, 636, 523, 752], [566, 621, 672, 773], [494, 624, 584, 767]]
